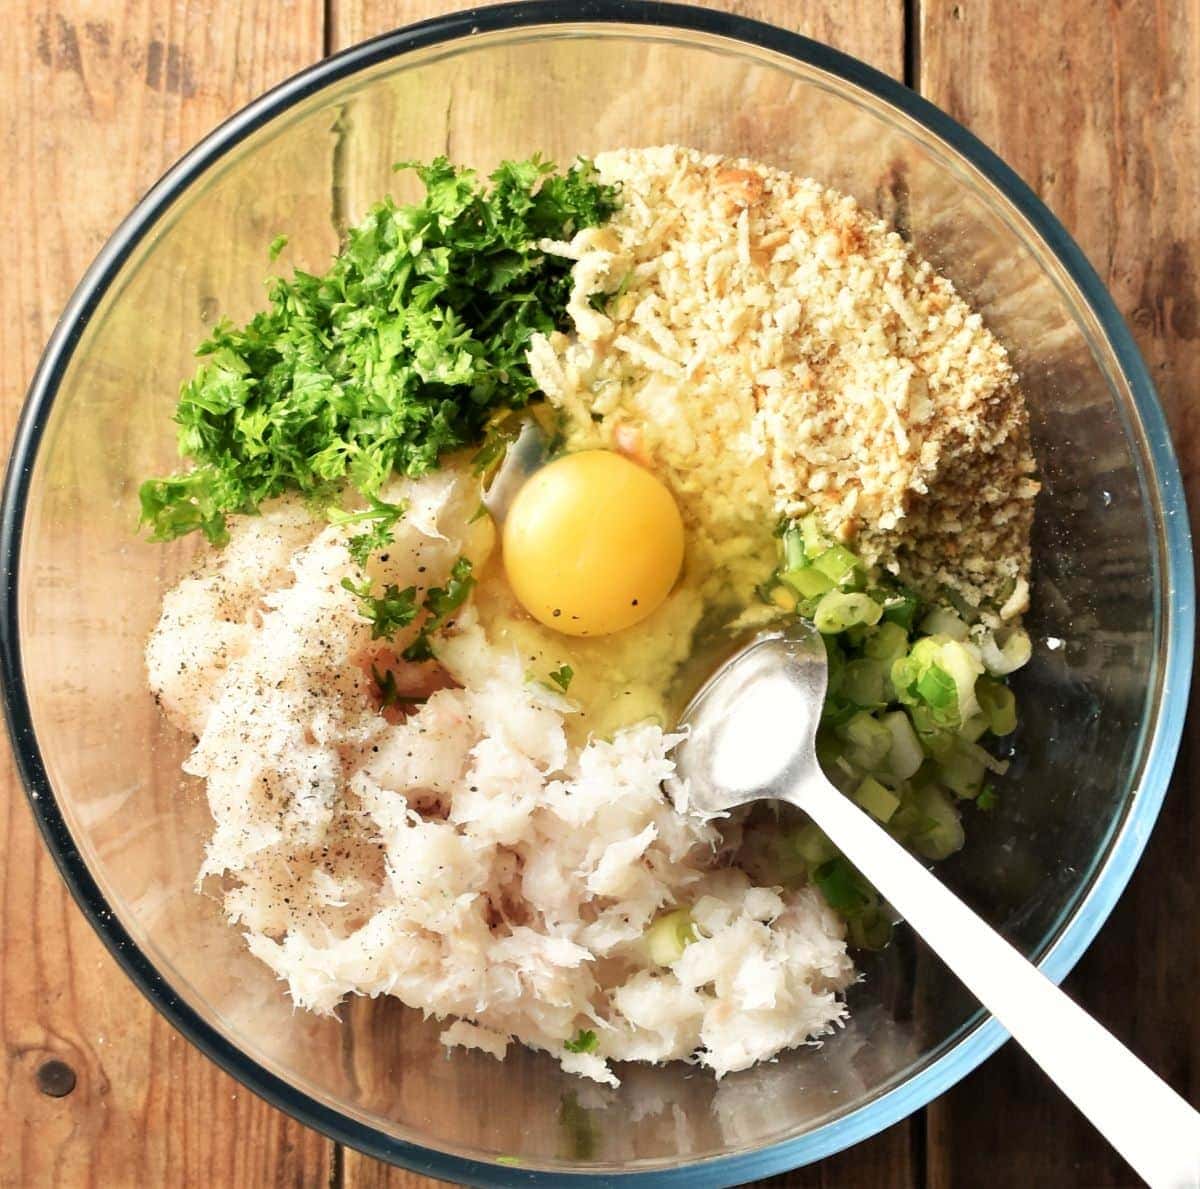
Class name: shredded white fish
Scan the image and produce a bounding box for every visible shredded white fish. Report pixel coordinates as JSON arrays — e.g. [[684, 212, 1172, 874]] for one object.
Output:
[[147, 466, 853, 1086]]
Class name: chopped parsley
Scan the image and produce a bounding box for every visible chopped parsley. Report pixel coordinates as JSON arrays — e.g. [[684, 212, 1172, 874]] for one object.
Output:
[[563, 1028, 597, 1054], [267, 233, 289, 260], [977, 784, 999, 812], [366, 666, 401, 710], [371, 664, 428, 712], [341, 577, 419, 640], [371, 665, 401, 708], [401, 557, 475, 661], [549, 664, 574, 692], [139, 155, 618, 545], [328, 494, 407, 567], [343, 556, 474, 656]]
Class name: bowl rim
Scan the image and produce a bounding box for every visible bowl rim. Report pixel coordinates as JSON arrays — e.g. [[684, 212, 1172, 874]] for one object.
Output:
[[1, 2, 1193, 1184]]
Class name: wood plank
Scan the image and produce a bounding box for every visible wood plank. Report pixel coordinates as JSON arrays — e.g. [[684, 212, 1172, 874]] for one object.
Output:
[[919, 2, 1200, 1186], [326, 11, 910, 1189], [0, 3, 331, 1186], [332, 0, 905, 76]]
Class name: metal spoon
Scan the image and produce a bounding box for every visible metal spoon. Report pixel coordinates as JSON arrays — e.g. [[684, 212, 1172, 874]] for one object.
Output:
[[480, 417, 552, 525], [669, 620, 1200, 1189]]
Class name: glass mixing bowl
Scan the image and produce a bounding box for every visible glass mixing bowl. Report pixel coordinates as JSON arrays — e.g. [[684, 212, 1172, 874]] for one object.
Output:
[[1, 3, 1193, 1184]]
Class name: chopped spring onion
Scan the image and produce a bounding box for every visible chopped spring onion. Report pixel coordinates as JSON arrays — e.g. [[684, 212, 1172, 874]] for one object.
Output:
[[800, 514, 832, 558], [919, 606, 970, 641], [901, 703, 936, 744], [891, 657, 921, 709], [812, 544, 860, 585], [783, 524, 808, 571], [975, 625, 1033, 676], [864, 621, 910, 664], [848, 904, 893, 949], [935, 743, 987, 799], [821, 701, 859, 731], [895, 637, 983, 727], [906, 785, 965, 860], [916, 662, 957, 712], [960, 737, 1011, 776], [829, 751, 864, 793], [958, 712, 990, 743], [813, 857, 874, 914], [792, 822, 838, 865], [823, 637, 847, 697], [840, 710, 892, 769], [917, 722, 955, 760], [842, 658, 887, 708], [815, 729, 844, 767], [976, 677, 1017, 735], [645, 908, 697, 966], [767, 514, 1026, 949], [881, 709, 924, 780], [842, 622, 873, 650], [814, 591, 882, 634], [782, 566, 834, 600], [882, 588, 920, 630], [937, 639, 985, 720], [935, 735, 1008, 796], [853, 776, 901, 823]]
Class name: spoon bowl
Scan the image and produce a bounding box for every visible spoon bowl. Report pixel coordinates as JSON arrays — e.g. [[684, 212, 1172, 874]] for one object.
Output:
[[479, 416, 553, 525], [670, 620, 828, 812]]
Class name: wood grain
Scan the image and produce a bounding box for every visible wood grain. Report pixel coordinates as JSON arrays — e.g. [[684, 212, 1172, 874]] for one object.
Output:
[[919, 2, 1200, 1186], [330, 0, 905, 76], [4, 1, 1198, 1187], [0, 3, 331, 1187]]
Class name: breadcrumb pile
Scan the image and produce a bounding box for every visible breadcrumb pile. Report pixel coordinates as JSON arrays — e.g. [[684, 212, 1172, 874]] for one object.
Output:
[[530, 146, 1038, 617]]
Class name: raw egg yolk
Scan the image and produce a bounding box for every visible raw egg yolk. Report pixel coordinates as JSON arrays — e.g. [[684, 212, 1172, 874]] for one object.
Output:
[[502, 450, 685, 637]]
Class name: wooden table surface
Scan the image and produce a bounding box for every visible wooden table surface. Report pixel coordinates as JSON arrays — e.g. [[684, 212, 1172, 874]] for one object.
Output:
[[2, 1, 1196, 1186]]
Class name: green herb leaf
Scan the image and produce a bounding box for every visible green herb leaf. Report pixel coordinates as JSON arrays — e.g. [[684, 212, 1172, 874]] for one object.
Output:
[[549, 664, 574, 692], [813, 857, 874, 915], [915, 662, 957, 710], [401, 556, 475, 661], [372, 664, 400, 707], [370, 664, 428, 712], [267, 234, 289, 260], [341, 577, 419, 640], [329, 495, 407, 567], [139, 156, 618, 544], [563, 1028, 597, 1054], [882, 587, 921, 630]]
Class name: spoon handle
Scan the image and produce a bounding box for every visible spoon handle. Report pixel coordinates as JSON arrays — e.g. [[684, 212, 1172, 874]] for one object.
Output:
[[792, 773, 1200, 1189]]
